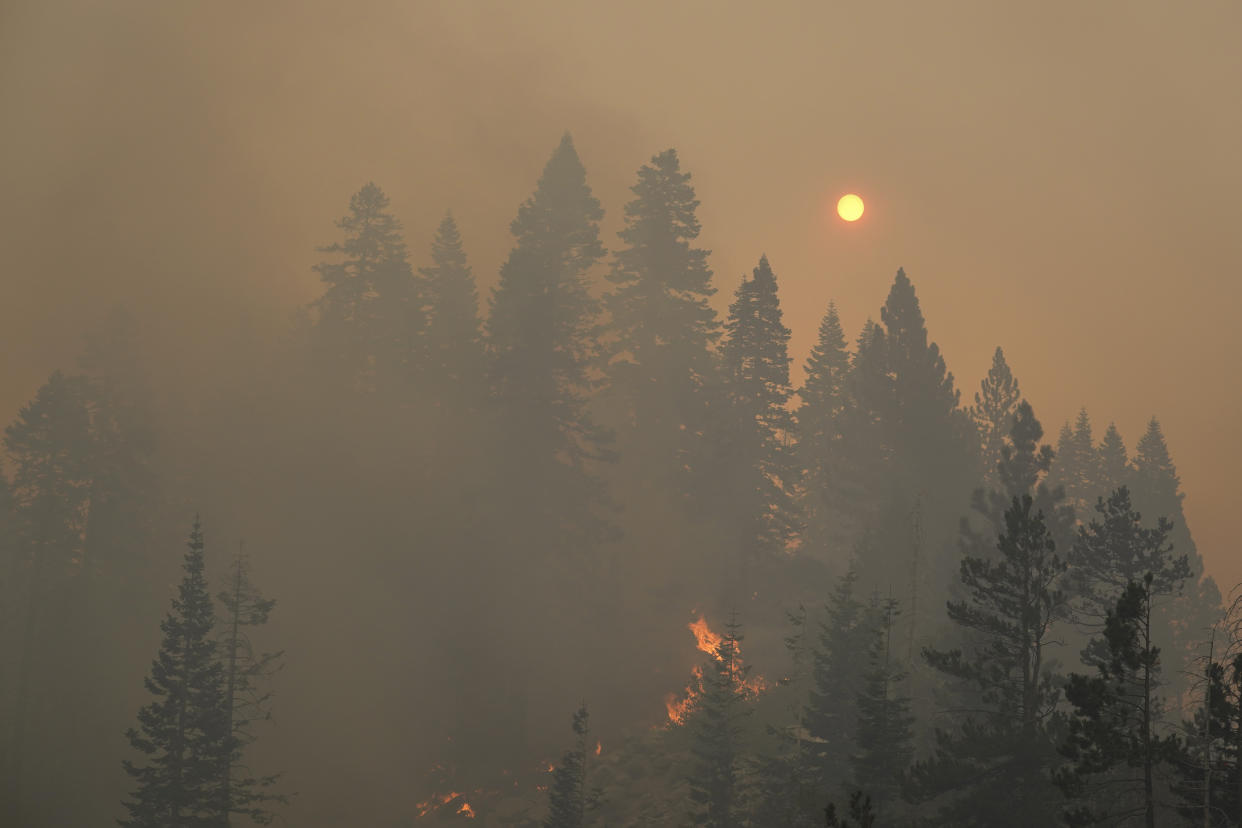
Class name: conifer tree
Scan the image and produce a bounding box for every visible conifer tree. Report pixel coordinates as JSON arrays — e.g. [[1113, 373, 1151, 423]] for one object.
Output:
[[487, 132, 614, 548], [417, 211, 484, 401], [603, 148, 719, 494], [687, 616, 753, 828], [825, 791, 877, 828], [802, 564, 872, 793], [912, 495, 1067, 826], [1057, 575, 1181, 827], [714, 255, 798, 562], [3, 370, 94, 825], [217, 547, 286, 825], [1171, 650, 1242, 826], [544, 705, 599, 828], [796, 302, 852, 559], [851, 597, 915, 813], [120, 519, 228, 828], [1097, 422, 1130, 493], [312, 182, 421, 393], [968, 346, 1021, 492], [1052, 408, 1100, 517]]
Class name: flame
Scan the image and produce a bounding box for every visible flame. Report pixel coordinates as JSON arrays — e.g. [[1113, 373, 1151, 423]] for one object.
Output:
[[664, 614, 768, 726], [415, 791, 464, 819], [545, 762, 555, 773], [594, 740, 602, 756], [457, 802, 475, 818]]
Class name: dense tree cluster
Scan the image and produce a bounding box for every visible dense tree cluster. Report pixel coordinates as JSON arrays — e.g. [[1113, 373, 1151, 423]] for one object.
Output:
[[0, 133, 1226, 826]]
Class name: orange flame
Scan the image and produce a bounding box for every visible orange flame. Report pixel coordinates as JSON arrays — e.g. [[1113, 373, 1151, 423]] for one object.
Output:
[[664, 614, 767, 726], [594, 740, 602, 756], [457, 802, 475, 818], [415, 791, 464, 819]]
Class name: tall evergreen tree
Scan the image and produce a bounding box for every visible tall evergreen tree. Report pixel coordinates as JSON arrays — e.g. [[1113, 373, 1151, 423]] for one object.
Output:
[[486, 132, 613, 549], [1057, 575, 1181, 828], [3, 370, 94, 826], [851, 597, 915, 814], [714, 255, 798, 563], [687, 616, 753, 828], [796, 302, 852, 560], [968, 346, 1021, 492], [417, 211, 484, 401], [912, 495, 1067, 826], [544, 705, 599, 828], [217, 547, 286, 825], [120, 519, 228, 828], [802, 563, 873, 793], [311, 182, 422, 393], [603, 148, 720, 494], [1097, 422, 1130, 494], [1052, 408, 1100, 518]]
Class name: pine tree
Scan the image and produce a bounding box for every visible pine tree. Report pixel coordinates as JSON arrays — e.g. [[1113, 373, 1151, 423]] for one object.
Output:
[[968, 346, 1021, 492], [417, 211, 484, 402], [851, 597, 915, 813], [1053, 408, 1100, 518], [120, 518, 229, 827], [1057, 575, 1181, 828], [796, 302, 852, 559], [802, 563, 873, 793], [912, 495, 1067, 826], [825, 791, 877, 828], [544, 705, 599, 828], [687, 616, 753, 828], [714, 255, 798, 563], [1129, 418, 1223, 695], [486, 132, 614, 549], [1097, 422, 1130, 494], [1172, 650, 1242, 827], [217, 546, 286, 825], [311, 182, 421, 393], [603, 148, 720, 494], [3, 370, 94, 826]]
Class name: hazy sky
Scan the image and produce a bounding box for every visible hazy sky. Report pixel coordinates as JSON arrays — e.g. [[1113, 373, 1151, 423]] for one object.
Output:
[[3, 1, 1240, 583]]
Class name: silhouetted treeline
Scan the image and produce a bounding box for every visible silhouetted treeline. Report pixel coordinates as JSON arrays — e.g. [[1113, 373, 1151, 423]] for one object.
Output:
[[0, 133, 1226, 826]]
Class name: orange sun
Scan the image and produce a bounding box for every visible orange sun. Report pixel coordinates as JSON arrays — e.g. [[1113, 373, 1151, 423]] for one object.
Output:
[[837, 193, 864, 222]]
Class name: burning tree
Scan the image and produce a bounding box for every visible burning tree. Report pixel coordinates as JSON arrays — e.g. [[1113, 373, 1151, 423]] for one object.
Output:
[[686, 614, 754, 828]]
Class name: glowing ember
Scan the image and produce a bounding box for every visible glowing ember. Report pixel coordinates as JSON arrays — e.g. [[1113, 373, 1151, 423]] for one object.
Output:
[[457, 802, 475, 818], [664, 614, 768, 726], [415, 791, 464, 819], [545, 762, 555, 773], [594, 740, 602, 756]]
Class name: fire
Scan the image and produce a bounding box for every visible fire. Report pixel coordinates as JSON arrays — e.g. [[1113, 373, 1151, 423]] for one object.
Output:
[[457, 802, 475, 818], [594, 740, 602, 756], [664, 614, 768, 726], [545, 762, 555, 773], [415, 791, 465, 819]]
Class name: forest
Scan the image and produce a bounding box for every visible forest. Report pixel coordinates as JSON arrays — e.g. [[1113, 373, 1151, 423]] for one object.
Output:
[[0, 131, 1235, 827]]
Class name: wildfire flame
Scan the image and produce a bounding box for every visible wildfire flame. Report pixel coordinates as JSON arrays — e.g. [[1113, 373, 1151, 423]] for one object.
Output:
[[664, 614, 767, 725], [457, 802, 475, 818], [415, 791, 465, 819], [595, 740, 602, 756]]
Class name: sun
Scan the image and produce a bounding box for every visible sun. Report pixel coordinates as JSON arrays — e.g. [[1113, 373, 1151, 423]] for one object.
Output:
[[837, 193, 864, 222]]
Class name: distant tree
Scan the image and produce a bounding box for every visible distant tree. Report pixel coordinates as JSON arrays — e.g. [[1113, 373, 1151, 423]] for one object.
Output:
[[603, 148, 720, 496], [3, 370, 94, 825], [486, 132, 615, 550], [802, 563, 872, 793], [544, 705, 600, 828], [1096, 422, 1130, 495], [796, 302, 852, 559], [1052, 408, 1100, 517], [311, 182, 422, 393], [120, 519, 228, 827], [713, 255, 798, 564], [217, 547, 287, 825], [1057, 575, 1182, 827], [968, 346, 1021, 492], [687, 616, 753, 828], [851, 596, 915, 813], [825, 790, 877, 828], [911, 495, 1067, 826], [417, 211, 484, 402]]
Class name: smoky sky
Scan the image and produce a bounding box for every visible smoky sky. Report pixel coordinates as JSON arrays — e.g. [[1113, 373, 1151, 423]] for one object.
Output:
[[3, 0, 1240, 583]]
